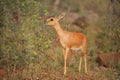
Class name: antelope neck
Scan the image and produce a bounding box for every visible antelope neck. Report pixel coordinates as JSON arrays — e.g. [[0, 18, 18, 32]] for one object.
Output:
[[53, 23, 65, 37]]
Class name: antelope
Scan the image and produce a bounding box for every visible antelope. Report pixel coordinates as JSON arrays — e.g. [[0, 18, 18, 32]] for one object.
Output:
[[45, 13, 88, 75]]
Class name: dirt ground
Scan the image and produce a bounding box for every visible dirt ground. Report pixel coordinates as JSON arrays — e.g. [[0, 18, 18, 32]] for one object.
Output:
[[30, 67, 119, 80]]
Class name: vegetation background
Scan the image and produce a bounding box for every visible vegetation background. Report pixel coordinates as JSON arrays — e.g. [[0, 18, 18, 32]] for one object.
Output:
[[0, 0, 120, 80]]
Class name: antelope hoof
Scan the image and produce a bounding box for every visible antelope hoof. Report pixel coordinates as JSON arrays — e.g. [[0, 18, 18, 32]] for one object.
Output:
[[85, 71, 88, 75], [64, 71, 66, 75]]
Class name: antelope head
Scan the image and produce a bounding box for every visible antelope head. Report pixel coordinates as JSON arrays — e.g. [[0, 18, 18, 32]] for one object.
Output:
[[45, 13, 66, 26]]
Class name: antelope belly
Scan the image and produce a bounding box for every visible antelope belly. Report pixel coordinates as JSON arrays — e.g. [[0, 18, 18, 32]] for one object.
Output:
[[71, 46, 82, 51]]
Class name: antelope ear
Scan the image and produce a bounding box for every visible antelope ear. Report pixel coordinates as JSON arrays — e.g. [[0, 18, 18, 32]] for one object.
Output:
[[56, 12, 66, 21]]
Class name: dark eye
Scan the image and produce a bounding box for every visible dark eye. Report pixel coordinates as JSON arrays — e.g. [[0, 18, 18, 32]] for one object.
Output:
[[50, 19, 53, 21]]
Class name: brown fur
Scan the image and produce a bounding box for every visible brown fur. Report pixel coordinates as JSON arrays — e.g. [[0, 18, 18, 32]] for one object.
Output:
[[46, 13, 88, 75], [46, 17, 87, 54]]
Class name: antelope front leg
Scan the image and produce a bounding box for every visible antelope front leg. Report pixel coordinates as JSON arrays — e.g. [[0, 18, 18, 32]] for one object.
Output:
[[84, 54, 87, 74], [79, 56, 82, 72], [64, 48, 69, 75]]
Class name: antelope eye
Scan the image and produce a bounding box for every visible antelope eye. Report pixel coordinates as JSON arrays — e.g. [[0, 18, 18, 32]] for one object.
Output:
[[50, 19, 53, 21]]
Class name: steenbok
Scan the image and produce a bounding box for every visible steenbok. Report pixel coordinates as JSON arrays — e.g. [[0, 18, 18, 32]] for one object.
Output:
[[45, 13, 88, 75]]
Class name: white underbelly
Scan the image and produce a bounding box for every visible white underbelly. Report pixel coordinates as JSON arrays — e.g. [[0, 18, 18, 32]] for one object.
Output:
[[71, 46, 82, 51], [60, 40, 82, 52]]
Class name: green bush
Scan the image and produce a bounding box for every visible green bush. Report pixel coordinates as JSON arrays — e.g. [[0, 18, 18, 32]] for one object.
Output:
[[0, 0, 52, 73]]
